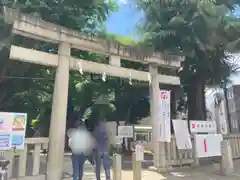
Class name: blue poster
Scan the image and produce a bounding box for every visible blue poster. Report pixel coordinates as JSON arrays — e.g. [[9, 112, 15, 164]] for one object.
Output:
[[0, 112, 27, 150], [0, 133, 11, 150], [11, 134, 24, 147]]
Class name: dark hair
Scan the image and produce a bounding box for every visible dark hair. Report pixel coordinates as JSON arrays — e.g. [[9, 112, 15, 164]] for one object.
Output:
[[74, 120, 84, 128]]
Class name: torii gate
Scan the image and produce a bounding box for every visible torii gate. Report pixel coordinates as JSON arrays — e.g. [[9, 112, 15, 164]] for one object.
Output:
[[5, 8, 183, 180]]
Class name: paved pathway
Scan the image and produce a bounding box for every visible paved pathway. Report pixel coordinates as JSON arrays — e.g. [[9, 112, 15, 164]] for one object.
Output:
[[10, 155, 240, 180], [166, 160, 240, 180], [61, 156, 166, 180], [63, 157, 240, 180]]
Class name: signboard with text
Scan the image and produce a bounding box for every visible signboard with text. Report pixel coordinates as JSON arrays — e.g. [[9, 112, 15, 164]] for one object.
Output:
[[190, 121, 217, 133], [117, 126, 133, 138], [158, 90, 171, 142], [0, 112, 27, 150], [195, 134, 222, 158], [172, 120, 192, 150]]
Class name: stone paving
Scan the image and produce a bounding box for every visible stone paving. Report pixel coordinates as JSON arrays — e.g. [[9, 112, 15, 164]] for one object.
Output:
[[61, 156, 166, 180], [62, 157, 240, 180], [166, 160, 240, 180], [9, 155, 240, 180]]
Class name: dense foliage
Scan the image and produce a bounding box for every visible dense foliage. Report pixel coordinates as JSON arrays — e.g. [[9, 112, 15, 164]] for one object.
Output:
[[0, 1, 151, 137], [1, 0, 240, 137], [137, 0, 240, 119]]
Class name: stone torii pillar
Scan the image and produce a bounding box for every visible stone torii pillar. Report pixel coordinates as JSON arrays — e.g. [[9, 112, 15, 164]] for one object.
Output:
[[46, 42, 70, 180], [149, 64, 167, 171]]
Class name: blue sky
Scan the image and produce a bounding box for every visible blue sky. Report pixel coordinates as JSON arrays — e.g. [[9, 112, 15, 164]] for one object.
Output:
[[106, 1, 240, 109], [106, 0, 140, 36], [106, 1, 240, 85]]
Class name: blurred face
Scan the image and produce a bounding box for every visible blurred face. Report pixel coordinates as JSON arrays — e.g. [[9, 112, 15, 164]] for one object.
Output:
[[69, 128, 94, 154], [75, 120, 84, 128]]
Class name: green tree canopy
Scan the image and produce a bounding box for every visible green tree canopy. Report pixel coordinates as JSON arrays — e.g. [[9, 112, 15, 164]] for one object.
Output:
[[137, 0, 240, 119], [0, 1, 152, 137], [0, 0, 119, 136]]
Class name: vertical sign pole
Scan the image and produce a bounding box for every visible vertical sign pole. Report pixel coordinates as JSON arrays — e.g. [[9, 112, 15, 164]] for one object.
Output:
[[192, 133, 199, 167], [159, 90, 171, 170], [215, 102, 221, 134]]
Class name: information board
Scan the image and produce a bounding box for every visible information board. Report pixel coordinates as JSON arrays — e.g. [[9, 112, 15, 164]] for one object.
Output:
[[0, 112, 27, 150], [172, 120, 192, 150], [195, 134, 223, 158], [117, 126, 133, 138], [190, 120, 217, 133], [158, 90, 171, 142]]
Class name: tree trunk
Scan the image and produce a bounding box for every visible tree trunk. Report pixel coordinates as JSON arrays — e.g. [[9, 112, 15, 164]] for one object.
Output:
[[187, 78, 206, 120], [223, 86, 231, 132]]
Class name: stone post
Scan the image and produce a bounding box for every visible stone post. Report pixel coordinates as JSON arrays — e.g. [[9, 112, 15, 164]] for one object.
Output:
[[149, 64, 166, 172], [46, 42, 70, 180], [112, 153, 122, 180], [132, 153, 142, 180], [220, 139, 234, 175]]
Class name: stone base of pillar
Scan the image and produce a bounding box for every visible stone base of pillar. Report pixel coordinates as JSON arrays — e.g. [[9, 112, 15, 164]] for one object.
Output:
[[220, 140, 234, 176], [166, 165, 173, 171], [191, 161, 199, 168], [148, 166, 158, 172], [148, 166, 171, 173], [158, 167, 167, 173]]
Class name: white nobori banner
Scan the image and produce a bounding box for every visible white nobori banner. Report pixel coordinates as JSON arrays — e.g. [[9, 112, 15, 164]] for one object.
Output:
[[172, 119, 192, 150], [158, 90, 171, 142]]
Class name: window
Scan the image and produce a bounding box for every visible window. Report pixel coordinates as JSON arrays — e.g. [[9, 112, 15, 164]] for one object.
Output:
[[232, 120, 236, 129], [149, 132, 152, 142], [135, 131, 149, 142], [232, 119, 238, 129]]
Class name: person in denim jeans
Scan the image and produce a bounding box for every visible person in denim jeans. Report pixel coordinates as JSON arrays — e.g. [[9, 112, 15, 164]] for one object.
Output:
[[92, 121, 111, 180], [68, 120, 94, 180], [71, 153, 85, 180]]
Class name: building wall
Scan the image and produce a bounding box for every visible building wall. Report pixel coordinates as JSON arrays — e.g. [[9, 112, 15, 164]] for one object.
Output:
[[233, 85, 240, 132], [227, 85, 240, 132]]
